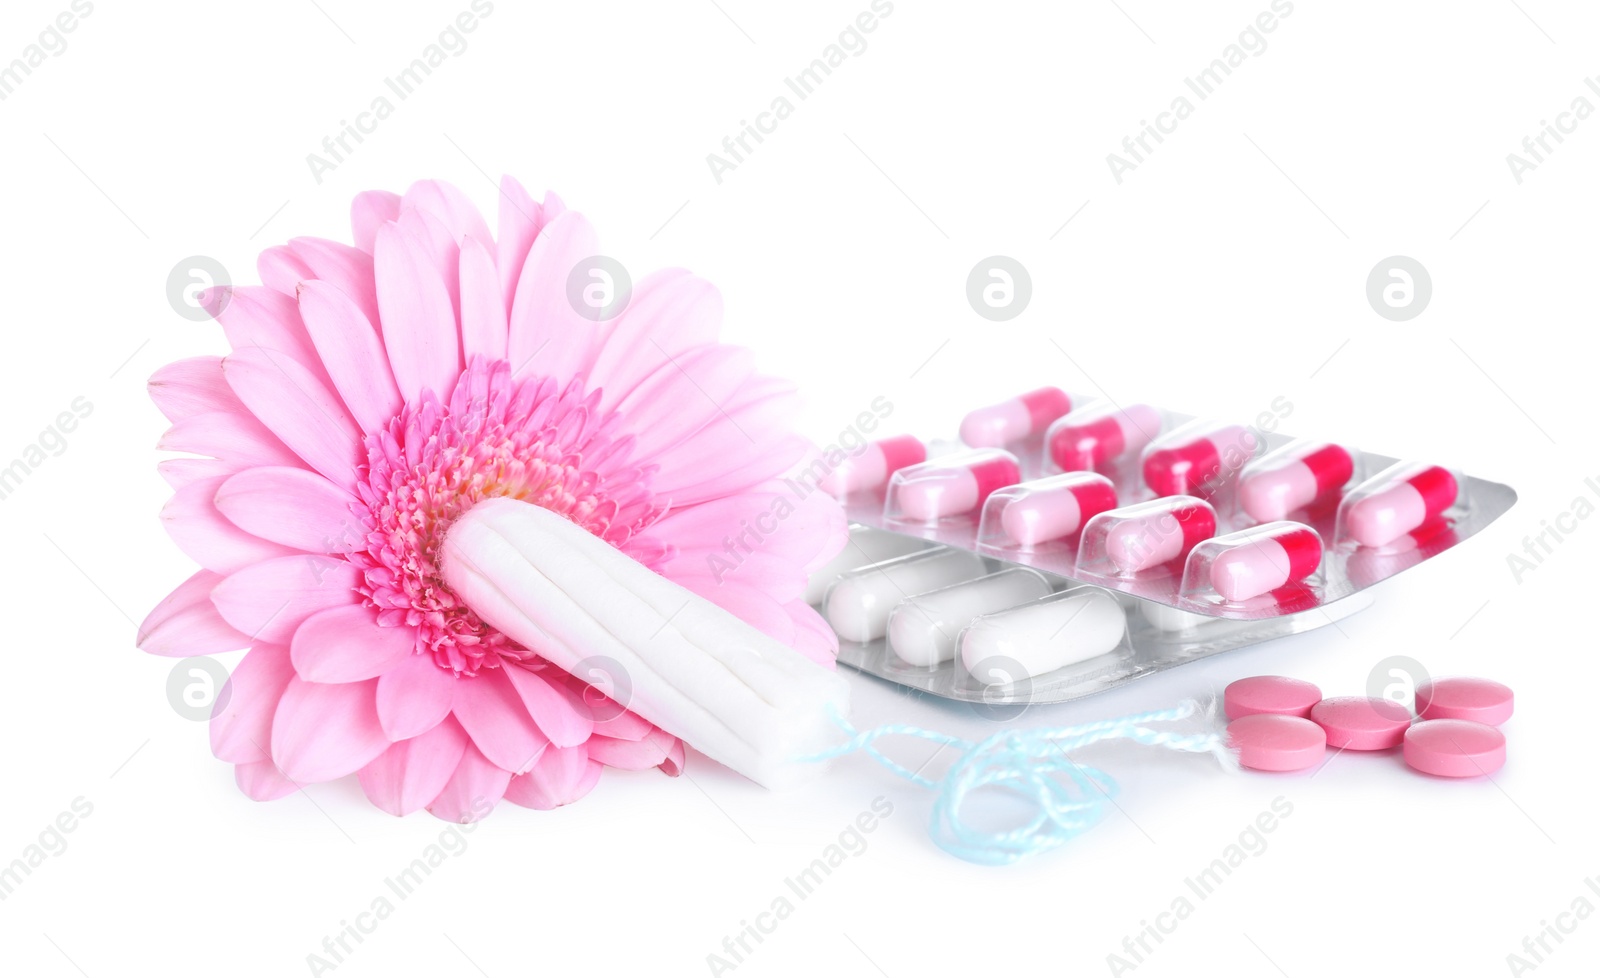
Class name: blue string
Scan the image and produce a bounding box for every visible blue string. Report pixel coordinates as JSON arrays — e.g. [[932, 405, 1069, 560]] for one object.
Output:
[[803, 700, 1235, 865]]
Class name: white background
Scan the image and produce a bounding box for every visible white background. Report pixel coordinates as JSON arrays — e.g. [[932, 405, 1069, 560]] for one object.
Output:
[[2, 1, 1597, 975]]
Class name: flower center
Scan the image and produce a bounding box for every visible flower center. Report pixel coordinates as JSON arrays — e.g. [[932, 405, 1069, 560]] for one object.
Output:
[[351, 357, 666, 676]]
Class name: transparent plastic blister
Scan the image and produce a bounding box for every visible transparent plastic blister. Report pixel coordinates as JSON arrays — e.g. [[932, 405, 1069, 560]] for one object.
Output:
[[807, 390, 1517, 705]]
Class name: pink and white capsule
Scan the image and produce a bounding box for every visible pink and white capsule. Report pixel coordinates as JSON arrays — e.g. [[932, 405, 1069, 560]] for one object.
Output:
[[1208, 522, 1323, 602], [1142, 422, 1258, 497], [998, 472, 1118, 546], [1343, 464, 1459, 548], [1047, 402, 1163, 472], [894, 450, 1021, 522], [1100, 498, 1217, 574], [817, 434, 927, 497], [1239, 441, 1354, 523], [959, 387, 1072, 447]]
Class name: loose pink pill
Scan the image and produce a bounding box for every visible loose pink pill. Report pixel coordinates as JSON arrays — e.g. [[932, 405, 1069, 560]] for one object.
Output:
[[1309, 696, 1412, 750], [1224, 676, 1323, 720], [1227, 714, 1327, 772], [1415, 677, 1514, 726], [1404, 720, 1507, 778]]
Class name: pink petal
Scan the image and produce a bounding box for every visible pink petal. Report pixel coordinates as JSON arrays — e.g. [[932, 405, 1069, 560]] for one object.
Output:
[[784, 600, 840, 668], [158, 457, 241, 490], [222, 347, 363, 486], [458, 236, 507, 361], [162, 475, 298, 575], [503, 746, 602, 810], [495, 177, 550, 311], [214, 466, 364, 554], [403, 179, 494, 254], [374, 221, 461, 400], [296, 280, 403, 434], [591, 270, 723, 413], [507, 209, 602, 386], [137, 569, 251, 656], [351, 190, 402, 253], [451, 667, 548, 775], [358, 717, 469, 816], [585, 730, 675, 771], [425, 743, 510, 823], [258, 246, 314, 296], [210, 643, 295, 763], [653, 433, 812, 507], [397, 208, 463, 330], [376, 651, 457, 741], [148, 357, 244, 423], [287, 237, 381, 328], [659, 737, 686, 777], [504, 666, 593, 748], [613, 345, 757, 460], [270, 676, 388, 783], [290, 605, 417, 683], [213, 286, 323, 375], [211, 555, 361, 644], [159, 410, 302, 470], [235, 759, 300, 801]]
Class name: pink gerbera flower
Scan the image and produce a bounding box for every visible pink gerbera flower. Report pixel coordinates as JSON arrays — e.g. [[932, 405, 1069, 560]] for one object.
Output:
[[138, 178, 845, 821]]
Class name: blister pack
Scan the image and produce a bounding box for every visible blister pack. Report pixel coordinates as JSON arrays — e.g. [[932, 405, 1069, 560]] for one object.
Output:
[[804, 388, 1518, 705]]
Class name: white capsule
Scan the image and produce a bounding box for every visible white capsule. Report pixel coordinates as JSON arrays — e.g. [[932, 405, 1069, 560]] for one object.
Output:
[[886, 569, 1052, 667], [959, 589, 1126, 684], [804, 526, 930, 605], [825, 548, 988, 645]]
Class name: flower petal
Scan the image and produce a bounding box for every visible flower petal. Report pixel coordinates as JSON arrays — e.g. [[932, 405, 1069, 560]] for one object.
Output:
[[451, 667, 548, 775], [211, 643, 295, 764], [148, 356, 244, 423], [358, 717, 469, 816], [162, 475, 299, 575], [271, 676, 388, 783], [159, 410, 302, 470], [291, 605, 417, 683], [158, 457, 241, 490], [351, 190, 402, 253], [376, 652, 457, 741], [213, 286, 323, 375], [659, 737, 687, 776], [613, 344, 757, 461], [374, 221, 461, 400], [137, 569, 251, 656], [211, 555, 361, 644], [425, 743, 510, 823], [459, 235, 507, 362], [584, 731, 674, 771], [214, 466, 365, 554], [507, 209, 601, 387], [496, 177, 552, 311], [590, 270, 723, 414], [258, 245, 314, 296], [403, 179, 494, 254], [287, 237, 380, 327], [296, 280, 403, 434], [222, 347, 363, 486], [503, 745, 602, 810], [504, 666, 593, 748], [235, 759, 300, 801]]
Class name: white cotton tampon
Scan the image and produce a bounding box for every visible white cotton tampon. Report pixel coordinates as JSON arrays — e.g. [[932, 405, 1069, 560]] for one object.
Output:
[[959, 589, 1127, 684], [442, 498, 850, 790]]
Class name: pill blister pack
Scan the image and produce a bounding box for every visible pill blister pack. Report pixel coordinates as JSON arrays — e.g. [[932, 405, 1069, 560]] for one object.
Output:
[[805, 388, 1518, 705]]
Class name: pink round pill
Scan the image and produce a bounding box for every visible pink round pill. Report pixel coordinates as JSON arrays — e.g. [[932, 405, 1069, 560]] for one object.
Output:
[[1224, 676, 1322, 720], [1226, 714, 1327, 772], [1309, 696, 1411, 750], [1403, 720, 1506, 778], [1415, 677, 1514, 727]]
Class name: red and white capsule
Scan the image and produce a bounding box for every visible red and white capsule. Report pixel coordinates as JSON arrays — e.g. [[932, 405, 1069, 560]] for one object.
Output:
[[1239, 441, 1354, 523], [1342, 463, 1459, 548], [1207, 522, 1323, 602], [997, 472, 1119, 547], [892, 449, 1021, 522], [817, 434, 927, 498], [1142, 422, 1258, 497], [959, 387, 1073, 447], [1096, 497, 1218, 574], [1047, 402, 1163, 473]]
